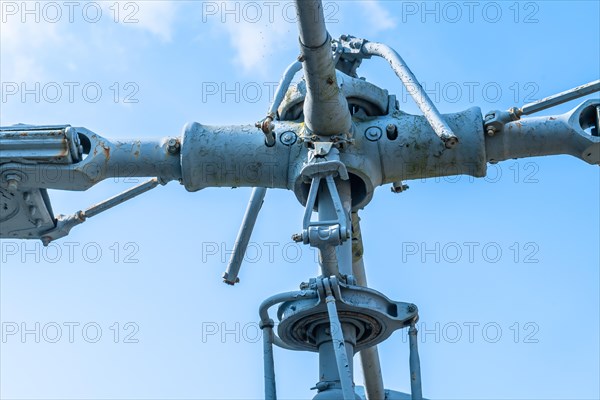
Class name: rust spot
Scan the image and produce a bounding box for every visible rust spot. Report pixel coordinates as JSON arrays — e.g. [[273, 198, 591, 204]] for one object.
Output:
[[326, 76, 334, 85], [549, 117, 557, 120], [19, 132, 28, 136], [133, 150, 140, 158], [103, 146, 110, 160]]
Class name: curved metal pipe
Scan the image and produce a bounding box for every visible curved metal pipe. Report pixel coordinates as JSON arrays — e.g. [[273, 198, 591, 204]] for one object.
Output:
[[269, 61, 303, 118], [363, 41, 458, 148], [258, 289, 319, 351]]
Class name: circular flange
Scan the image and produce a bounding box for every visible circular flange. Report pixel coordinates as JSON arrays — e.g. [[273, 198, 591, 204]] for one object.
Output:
[[276, 285, 418, 352]]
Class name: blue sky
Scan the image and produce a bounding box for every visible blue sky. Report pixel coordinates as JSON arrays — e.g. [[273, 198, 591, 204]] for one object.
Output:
[[1, 1, 599, 399]]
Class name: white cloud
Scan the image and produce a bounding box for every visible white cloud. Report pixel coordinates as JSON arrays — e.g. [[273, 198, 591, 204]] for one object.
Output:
[[0, 1, 179, 82], [359, 0, 397, 33], [103, 1, 178, 42], [0, 17, 63, 81]]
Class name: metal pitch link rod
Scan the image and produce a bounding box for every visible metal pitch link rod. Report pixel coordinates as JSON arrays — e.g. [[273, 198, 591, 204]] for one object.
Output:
[[222, 59, 302, 285], [484, 79, 600, 137], [39, 178, 160, 246], [518, 79, 600, 117]]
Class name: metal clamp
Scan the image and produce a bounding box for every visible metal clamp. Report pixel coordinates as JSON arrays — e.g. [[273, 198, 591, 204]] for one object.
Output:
[[295, 159, 350, 247]]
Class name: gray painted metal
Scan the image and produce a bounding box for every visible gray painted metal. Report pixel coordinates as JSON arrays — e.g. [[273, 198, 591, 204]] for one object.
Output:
[[362, 42, 458, 149], [408, 325, 423, 400], [85, 178, 159, 218], [520, 80, 600, 116], [485, 100, 600, 165], [275, 280, 418, 353], [223, 186, 267, 285], [0, 125, 82, 164], [0, 126, 181, 192], [1, 2, 599, 397], [269, 61, 303, 118], [322, 278, 355, 399], [39, 178, 159, 245], [295, 0, 351, 136], [351, 213, 385, 400], [277, 72, 389, 121], [260, 318, 277, 400]]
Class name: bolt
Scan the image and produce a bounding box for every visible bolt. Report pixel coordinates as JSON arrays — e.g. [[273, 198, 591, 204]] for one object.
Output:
[[391, 181, 409, 193], [407, 304, 417, 313], [280, 131, 296, 146], [5, 174, 20, 192], [445, 136, 459, 148], [386, 124, 398, 140], [292, 233, 303, 243], [486, 126, 497, 137], [365, 126, 382, 141], [167, 138, 180, 154]]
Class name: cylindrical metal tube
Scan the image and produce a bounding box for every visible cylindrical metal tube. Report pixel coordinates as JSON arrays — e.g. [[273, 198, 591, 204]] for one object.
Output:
[[262, 321, 277, 400], [84, 178, 159, 218], [351, 213, 385, 400], [335, 179, 353, 277], [295, 0, 351, 136], [295, 0, 328, 48], [408, 325, 423, 400], [521, 80, 600, 116], [223, 187, 267, 285], [181, 122, 296, 191], [376, 107, 487, 186], [320, 295, 357, 400], [269, 61, 303, 117]]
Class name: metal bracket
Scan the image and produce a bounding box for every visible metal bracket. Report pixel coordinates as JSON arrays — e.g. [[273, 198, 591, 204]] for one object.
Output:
[[295, 158, 350, 247], [484, 80, 600, 136], [333, 35, 371, 78]]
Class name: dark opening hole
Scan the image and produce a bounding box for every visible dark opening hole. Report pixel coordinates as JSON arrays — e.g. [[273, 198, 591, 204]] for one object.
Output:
[[579, 104, 600, 137], [77, 132, 91, 154]]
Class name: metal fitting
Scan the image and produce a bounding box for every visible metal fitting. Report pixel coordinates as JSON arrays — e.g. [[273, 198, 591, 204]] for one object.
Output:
[[391, 181, 409, 193], [386, 124, 398, 140], [167, 138, 181, 154], [5, 174, 21, 192], [365, 126, 382, 141], [280, 131, 297, 146]]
